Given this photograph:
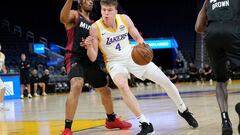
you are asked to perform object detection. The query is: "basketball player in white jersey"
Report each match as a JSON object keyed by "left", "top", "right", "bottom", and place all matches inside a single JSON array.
[
  {"left": 0, "top": 44, "right": 9, "bottom": 111},
  {"left": 84, "top": 0, "right": 198, "bottom": 134}
]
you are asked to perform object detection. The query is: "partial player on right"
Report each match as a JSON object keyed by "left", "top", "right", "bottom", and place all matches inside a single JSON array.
[
  {"left": 84, "top": 0, "right": 198, "bottom": 134},
  {"left": 236, "top": 103, "right": 240, "bottom": 134},
  {"left": 195, "top": 0, "right": 240, "bottom": 134}
]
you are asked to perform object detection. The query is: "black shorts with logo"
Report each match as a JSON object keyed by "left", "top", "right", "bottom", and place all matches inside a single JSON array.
[
  {"left": 204, "top": 21, "right": 240, "bottom": 82},
  {"left": 65, "top": 54, "right": 107, "bottom": 88}
]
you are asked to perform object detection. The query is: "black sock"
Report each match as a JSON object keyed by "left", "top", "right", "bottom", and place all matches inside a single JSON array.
[
  {"left": 221, "top": 112, "right": 230, "bottom": 122},
  {"left": 107, "top": 113, "right": 116, "bottom": 122},
  {"left": 65, "top": 119, "right": 73, "bottom": 129}
]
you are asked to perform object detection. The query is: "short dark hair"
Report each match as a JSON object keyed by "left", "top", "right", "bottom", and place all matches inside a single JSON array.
[{"left": 100, "top": 0, "right": 118, "bottom": 8}]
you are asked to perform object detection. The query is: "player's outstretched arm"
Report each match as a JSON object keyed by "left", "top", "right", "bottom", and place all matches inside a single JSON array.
[
  {"left": 84, "top": 24, "right": 99, "bottom": 62},
  {"left": 60, "top": 0, "right": 77, "bottom": 28},
  {"left": 195, "top": 0, "right": 208, "bottom": 33},
  {"left": 122, "top": 14, "right": 144, "bottom": 44}
]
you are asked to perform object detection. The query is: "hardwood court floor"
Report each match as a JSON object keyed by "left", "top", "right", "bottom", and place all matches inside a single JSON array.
[{"left": 0, "top": 80, "right": 240, "bottom": 135}]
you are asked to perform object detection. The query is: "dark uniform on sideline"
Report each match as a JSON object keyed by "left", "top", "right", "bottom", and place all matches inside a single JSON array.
[
  {"left": 204, "top": 0, "right": 240, "bottom": 82},
  {"left": 64, "top": 13, "right": 107, "bottom": 88},
  {"left": 19, "top": 60, "right": 30, "bottom": 85}
]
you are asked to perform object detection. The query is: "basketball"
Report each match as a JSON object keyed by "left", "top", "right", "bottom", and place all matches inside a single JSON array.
[{"left": 131, "top": 43, "right": 153, "bottom": 65}]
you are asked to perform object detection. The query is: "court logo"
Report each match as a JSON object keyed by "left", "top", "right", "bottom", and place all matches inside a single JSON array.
[{"left": 4, "top": 81, "right": 14, "bottom": 96}]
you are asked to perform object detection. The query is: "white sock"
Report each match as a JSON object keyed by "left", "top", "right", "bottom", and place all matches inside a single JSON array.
[
  {"left": 143, "top": 65, "right": 187, "bottom": 113},
  {"left": 137, "top": 114, "right": 149, "bottom": 124}
]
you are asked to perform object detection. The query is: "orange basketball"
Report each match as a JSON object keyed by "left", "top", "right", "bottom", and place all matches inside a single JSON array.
[{"left": 131, "top": 43, "right": 153, "bottom": 65}]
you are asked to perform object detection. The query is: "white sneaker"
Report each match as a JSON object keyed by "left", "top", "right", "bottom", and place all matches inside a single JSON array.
[
  {"left": 20, "top": 94, "right": 24, "bottom": 99},
  {"left": 228, "top": 78, "right": 232, "bottom": 84},
  {"left": 42, "top": 92, "right": 47, "bottom": 96},
  {"left": 0, "top": 107, "right": 9, "bottom": 111},
  {"left": 209, "top": 79, "right": 213, "bottom": 85},
  {"left": 28, "top": 94, "right": 32, "bottom": 98},
  {"left": 34, "top": 93, "right": 39, "bottom": 97}
]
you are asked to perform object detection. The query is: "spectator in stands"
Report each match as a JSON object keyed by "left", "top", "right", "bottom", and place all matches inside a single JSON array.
[
  {"left": 40, "top": 69, "right": 50, "bottom": 93},
  {"left": 169, "top": 70, "right": 178, "bottom": 83},
  {"left": 203, "top": 64, "right": 213, "bottom": 85},
  {"left": 176, "top": 58, "right": 184, "bottom": 69},
  {"left": 30, "top": 69, "right": 47, "bottom": 96},
  {"left": 19, "top": 53, "right": 32, "bottom": 99},
  {"left": 60, "top": 66, "right": 67, "bottom": 76},
  {"left": 226, "top": 60, "right": 233, "bottom": 83},
  {"left": 188, "top": 63, "right": 200, "bottom": 83},
  {"left": 0, "top": 44, "right": 9, "bottom": 111}
]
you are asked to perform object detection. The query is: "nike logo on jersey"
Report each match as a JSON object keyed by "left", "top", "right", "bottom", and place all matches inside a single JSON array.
[
  {"left": 211, "top": 0, "right": 230, "bottom": 10},
  {"left": 106, "top": 33, "right": 128, "bottom": 45},
  {"left": 79, "top": 22, "right": 91, "bottom": 30}
]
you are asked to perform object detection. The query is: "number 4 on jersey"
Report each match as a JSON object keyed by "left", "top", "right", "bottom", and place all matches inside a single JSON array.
[{"left": 115, "top": 43, "right": 121, "bottom": 51}]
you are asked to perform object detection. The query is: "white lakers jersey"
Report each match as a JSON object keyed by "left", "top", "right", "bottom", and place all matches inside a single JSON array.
[
  {"left": 95, "top": 14, "right": 132, "bottom": 63},
  {"left": 0, "top": 52, "right": 5, "bottom": 70}
]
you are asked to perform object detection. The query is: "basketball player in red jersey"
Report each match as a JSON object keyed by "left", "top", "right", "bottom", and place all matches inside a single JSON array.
[
  {"left": 84, "top": 0, "right": 198, "bottom": 134},
  {"left": 60, "top": 0, "right": 131, "bottom": 134}
]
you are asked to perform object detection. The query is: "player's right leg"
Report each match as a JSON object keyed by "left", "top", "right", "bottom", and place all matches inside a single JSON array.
[
  {"left": 107, "top": 63, "right": 154, "bottom": 135},
  {"left": 87, "top": 63, "right": 132, "bottom": 130},
  {"left": 113, "top": 73, "right": 154, "bottom": 135},
  {"left": 61, "top": 63, "right": 84, "bottom": 135}
]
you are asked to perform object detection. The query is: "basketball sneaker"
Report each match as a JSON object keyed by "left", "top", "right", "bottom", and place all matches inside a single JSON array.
[
  {"left": 235, "top": 102, "right": 240, "bottom": 134},
  {"left": 34, "top": 93, "right": 39, "bottom": 97},
  {"left": 20, "top": 94, "right": 24, "bottom": 99},
  {"left": 42, "top": 92, "right": 47, "bottom": 96},
  {"left": 137, "top": 122, "right": 155, "bottom": 135},
  {"left": 0, "top": 106, "right": 9, "bottom": 111},
  {"left": 61, "top": 128, "right": 72, "bottom": 135},
  {"left": 178, "top": 108, "right": 198, "bottom": 128},
  {"left": 28, "top": 94, "right": 32, "bottom": 98},
  {"left": 105, "top": 118, "right": 132, "bottom": 130},
  {"left": 222, "top": 120, "right": 232, "bottom": 135}
]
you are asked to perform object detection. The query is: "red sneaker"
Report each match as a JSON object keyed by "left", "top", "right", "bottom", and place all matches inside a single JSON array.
[
  {"left": 61, "top": 128, "right": 72, "bottom": 135},
  {"left": 105, "top": 118, "right": 132, "bottom": 130}
]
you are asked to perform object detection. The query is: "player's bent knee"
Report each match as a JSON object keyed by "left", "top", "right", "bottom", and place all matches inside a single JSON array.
[{"left": 97, "top": 87, "right": 111, "bottom": 97}]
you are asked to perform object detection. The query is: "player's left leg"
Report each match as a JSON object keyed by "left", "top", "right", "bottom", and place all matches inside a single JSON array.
[{"left": 140, "top": 62, "right": 198, "bottom": 128}]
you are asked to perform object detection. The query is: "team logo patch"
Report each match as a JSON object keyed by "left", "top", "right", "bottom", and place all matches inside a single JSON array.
[{"left": 120, "top": 25, "right": 125, "bottom": 31}]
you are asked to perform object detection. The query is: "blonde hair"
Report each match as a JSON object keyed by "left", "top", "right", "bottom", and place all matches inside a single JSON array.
[{"left": 100, "top": 0, "right": 118, "bottom": 8}]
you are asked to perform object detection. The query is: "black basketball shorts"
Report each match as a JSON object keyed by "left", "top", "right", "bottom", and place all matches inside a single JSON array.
[{"left": 204, "top": 21, "right": 240, "bottom": 82}]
